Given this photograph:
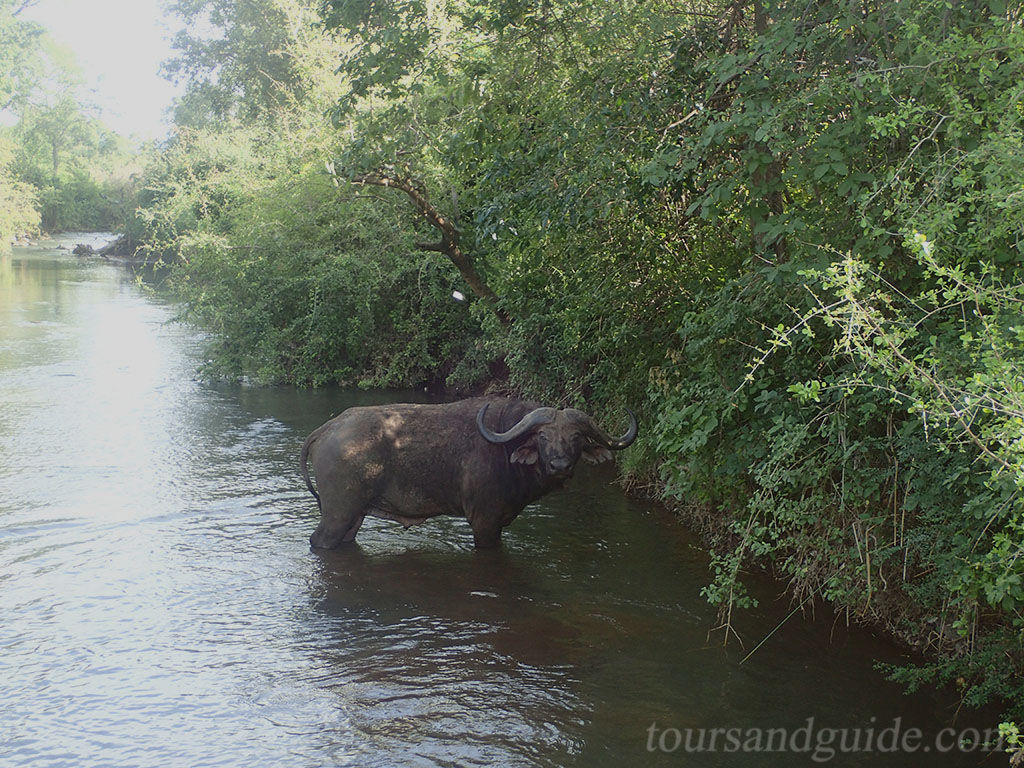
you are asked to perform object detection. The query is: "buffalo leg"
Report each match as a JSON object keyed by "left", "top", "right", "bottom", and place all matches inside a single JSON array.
[
  {"left": 310, "top": 474, "right": 369, "bottom": 549},
  {"left": 340, "top": 514, "right": 365, "bottom": 542},
  {"left": 469, "top": 518, "right": 502, "bottom": 549}
]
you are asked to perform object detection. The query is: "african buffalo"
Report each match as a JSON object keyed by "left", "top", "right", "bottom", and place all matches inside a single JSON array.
[{"left": 301, "top": 397, "right": 637, "bottom": 548}]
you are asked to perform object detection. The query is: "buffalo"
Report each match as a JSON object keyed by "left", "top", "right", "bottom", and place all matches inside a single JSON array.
[{"left": 301, "top": 397, "right": 637, "bottom": 548}]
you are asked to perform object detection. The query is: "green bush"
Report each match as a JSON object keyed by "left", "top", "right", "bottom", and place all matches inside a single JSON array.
[
  {"left": 135, "top": 118, "right": 487, "bottom": 389},
  {"left": 0, "top": 135, "right": 39, "bottom": 245}
]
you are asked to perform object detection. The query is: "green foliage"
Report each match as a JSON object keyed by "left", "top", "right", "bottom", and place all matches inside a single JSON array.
[
  {"left": 630, "top": 0, "right": 1024, "bottom": 720},
  {"left": 319, "top": 0, "right": 432, "bottom": 109},
  {"left": 164, "top": 0, "right": 335, "bottom": 127},
  {"left": 789, "top": 239, "right": 1024, "bottom": 707},
  {"left": 11, "top": 99, "right": 139, "bottom": 233},
  {"left": 0, "top": 132, "right": 39, "bottom": 246},
  {"left": 0, "top": 0, "right": 44, "bottom": 112},
  {"left": 131, "top": 1, "right": 488, "bottom": 388},
  {"left": 1, "top": 13, "right": 139, "bottom": 234},
  {"left": 636, "top": 0, "right": 1024, "bottom": 718},
  {"left": 1000, "top": 721, "right": 1023, "bottom": 762},
  {"left": 135, "top": 110, "right": 487, "bottom": 388},
  {"left": 178, "top": 232, "right": 484, "bottom": 388},
  {"left": 130, "top": 0, "right": 1024, "bottom": 723},
  {"left": 322, "top": 0, "right": 708, "bottom": 413}
]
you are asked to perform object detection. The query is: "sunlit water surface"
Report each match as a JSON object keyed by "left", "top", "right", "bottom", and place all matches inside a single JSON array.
[{"left": 0, "top": 237, "right": 994, "bottom": 767}]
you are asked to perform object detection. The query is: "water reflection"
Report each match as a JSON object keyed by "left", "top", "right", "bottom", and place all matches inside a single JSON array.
[
  {"left": 0, "top": 238, "right": 997, "bottom": 768},
  {"left": 306, "top": 548, "right": 587, "bottom": 766}
]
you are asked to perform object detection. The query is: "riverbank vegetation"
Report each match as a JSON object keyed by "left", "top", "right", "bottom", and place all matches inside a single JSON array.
[
  {"left": 16, "top": 0, "right": 1024, "bottom": 739},
  {"left": 0, "top": 0, "right": 139, "bottom": 244}
]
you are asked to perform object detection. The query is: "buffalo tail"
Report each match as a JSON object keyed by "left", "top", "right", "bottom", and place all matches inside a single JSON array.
[{"left": 300, "top": 428, "right": 322, "bottom": 509}]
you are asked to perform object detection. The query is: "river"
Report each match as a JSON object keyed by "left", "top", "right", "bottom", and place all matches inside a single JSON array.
[{"left": 0, "top": 235, "right": 997, "bottom": 767}]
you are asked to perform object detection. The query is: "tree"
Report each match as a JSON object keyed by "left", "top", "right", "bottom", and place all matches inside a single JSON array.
[
  {"left": 0, "top": 0, "right": 44, "bottom": 111},
  {"left": 320, "top": 0, "right": 693, "bottom": 355},
  {"left": 17, "top": 86, "right": 94, "bottom": 179},
  {"left": 162, "top": 0, "right": 327, "bottom": 126},
  {"left": 7, "top": 41, "right": 135, "bottom": 233}
]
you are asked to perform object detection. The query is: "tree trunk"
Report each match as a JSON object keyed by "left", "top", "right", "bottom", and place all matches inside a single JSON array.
[{"left": 749, "top": 0, "right": 786, "bottom": 262}]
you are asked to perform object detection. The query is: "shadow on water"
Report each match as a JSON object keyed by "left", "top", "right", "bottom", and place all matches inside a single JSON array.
[
  {"left": 312, "top": 545, "right": 593, "bottom": 664},
  {"left": 304, "top": 543, "right": 612, "bottom": 767}
]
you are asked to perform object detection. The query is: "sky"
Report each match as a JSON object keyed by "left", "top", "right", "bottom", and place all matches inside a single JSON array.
[{"left": 21, "top": 0, "right": 184, "bottom": 140}]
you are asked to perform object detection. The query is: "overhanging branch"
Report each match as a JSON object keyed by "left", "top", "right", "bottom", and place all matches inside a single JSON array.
[
  {"left": 12, "top": 0, "right": 39, "bottom": 16},
  {"left": 351, "top": 171, "right": 511, "bottom": 326}
]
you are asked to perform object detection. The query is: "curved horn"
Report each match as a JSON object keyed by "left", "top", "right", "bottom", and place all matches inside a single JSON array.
[
  {"left": 567, "top": 407, "right": 638, "bottom": 450},
  {"left": 477, "top": 403, "right": 557, "bottom": 444}
]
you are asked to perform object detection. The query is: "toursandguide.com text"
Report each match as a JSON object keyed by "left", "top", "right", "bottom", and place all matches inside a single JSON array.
[{"left": 645, "top": 718, "right": 1003, "bottom": 762}]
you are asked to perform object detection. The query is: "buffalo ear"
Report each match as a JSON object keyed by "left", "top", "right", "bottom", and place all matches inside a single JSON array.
[
  {"left": 582, "top": 444, "right": 613, "bottom": 464},
  {"left": 510, "top": 444, "right": 539, "bottom": 465}
]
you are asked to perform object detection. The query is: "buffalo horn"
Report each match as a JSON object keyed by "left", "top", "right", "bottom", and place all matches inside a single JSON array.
[
  {"left": 477, "top": 404, "right": 557, "bottom": 444},
  {"left": 567, "top": 408, "right": 638, "bottom": 450}
]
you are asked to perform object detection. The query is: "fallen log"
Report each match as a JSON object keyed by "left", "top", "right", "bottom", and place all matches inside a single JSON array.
[{"left": 97, "top": 233, "right": 136, "bottom": 258}]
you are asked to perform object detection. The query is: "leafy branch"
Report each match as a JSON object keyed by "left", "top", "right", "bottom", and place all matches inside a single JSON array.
[{"left": 335, "top": 165, "right": 511, "bottom": 326}]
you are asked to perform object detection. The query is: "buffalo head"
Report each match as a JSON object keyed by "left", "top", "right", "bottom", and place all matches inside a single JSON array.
[{"left": 476, "top": 404, "right": 638, "bottom": 480}]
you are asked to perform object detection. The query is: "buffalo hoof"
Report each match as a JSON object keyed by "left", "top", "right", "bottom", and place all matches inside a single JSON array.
[
  {"left": 310, "top": 518, "right": 363, "bottom": 549},
  {"left": 472, "top": 532, "right": 502, "bottom": 549},
  {"left": 310, "top": 529, "right": 345, "bottom": 549}
]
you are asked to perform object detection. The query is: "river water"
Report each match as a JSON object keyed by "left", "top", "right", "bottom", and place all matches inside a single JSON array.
[{"left": 0, "top": 236, "right": 998, "bottom": 767}]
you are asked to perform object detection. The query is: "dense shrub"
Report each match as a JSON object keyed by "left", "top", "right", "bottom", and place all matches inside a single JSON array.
[
  {"left": 0, "top": 134, "right": 39, "bottom": 245},
  {"left": 136, "top": 119, "right": 488, "bottom": 389}
]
